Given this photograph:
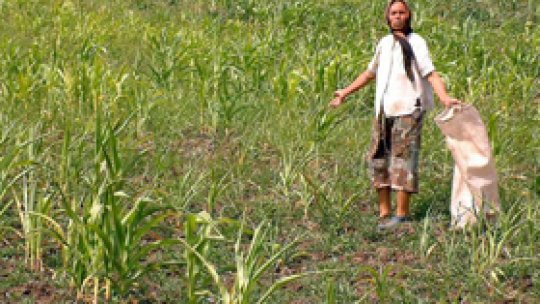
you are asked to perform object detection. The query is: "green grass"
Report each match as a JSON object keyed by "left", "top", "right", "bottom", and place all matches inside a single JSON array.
[{"left": 0, "top": 0, "right": 538, "bottom": 302}]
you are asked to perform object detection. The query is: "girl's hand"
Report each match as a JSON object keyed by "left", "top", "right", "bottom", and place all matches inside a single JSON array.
[
  {"left": 329, "top": 90, "right": 346, "bottom": 108},
  {"left": 441, "top": 96, "right": 461, "bottom": 108}
]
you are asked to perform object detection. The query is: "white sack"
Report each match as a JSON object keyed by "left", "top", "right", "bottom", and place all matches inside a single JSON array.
[{"left": 434, "top": 104, "right": 500, "bottom": 228}]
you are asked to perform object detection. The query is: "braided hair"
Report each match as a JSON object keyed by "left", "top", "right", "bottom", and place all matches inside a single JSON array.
[{"left": 385, "top": 0, "right": 415, "bottom": 83}]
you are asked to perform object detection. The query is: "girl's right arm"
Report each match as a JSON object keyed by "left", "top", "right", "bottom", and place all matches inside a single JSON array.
[{"left": 329, "top": 70, "right": 376, "bottom": 107}]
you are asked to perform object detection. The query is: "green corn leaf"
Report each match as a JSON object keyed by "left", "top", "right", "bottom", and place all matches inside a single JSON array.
[
  {"left": 251, "top": 234, "right": 302, "bottom": 285},
  {"left": 27, "top": 211, "right": 66, "bottom": 245},
  {"left": 177, "top": 237, "right": 229, "bottom": 300}
]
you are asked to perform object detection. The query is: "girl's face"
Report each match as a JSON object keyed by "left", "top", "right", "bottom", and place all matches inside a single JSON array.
[{"left": 388, "top": 2, "right": 410, "bottom": 31}]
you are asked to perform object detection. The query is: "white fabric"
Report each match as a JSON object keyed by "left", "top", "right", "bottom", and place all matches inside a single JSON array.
[
  {"left": 434, "top": 104, "right": 501, "bottom": 228},
  {"left": 368, "top": 33, "right": 435, "bottom": 117}
]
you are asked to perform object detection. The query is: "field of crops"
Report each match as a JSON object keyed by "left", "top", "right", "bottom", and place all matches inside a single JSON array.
[{"left": 0, "top": 0, "right": 538, "bottom": 302}]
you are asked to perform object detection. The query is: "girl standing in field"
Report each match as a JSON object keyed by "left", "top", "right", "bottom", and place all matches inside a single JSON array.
[{"left": 330, "top": 0, "right": 461, "bottom": 229}]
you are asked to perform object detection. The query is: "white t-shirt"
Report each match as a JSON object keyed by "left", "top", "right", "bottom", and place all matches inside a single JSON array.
[{"left": 367, "top": 33, "right": 435, "bottom": 117}]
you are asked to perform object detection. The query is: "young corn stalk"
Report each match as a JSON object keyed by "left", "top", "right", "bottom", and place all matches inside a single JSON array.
[
  {"left": 179, "top": 218, "right": 320, "bottom": 304},
  {"left": 0, "top": 121, "right": 26, "bottom": 247},
  {"left": 11, "top": 126, "right": 52, "bottom": 272},
  {"left": 277, "top": 147, "right": 314, "bottom": 200},
  {"left": 184, "top": 211, "right": 225, "bottom": 304},
  {"left": 206, "top": 170, "right": 230, "bottom": 212},
  {"left": 466, "top": 206, "right": 525, "bottom": 291},
  {"left": 418, "top": 213, "right": 437, "bottom": 261},
  {"left": 42, "top": 113, "right": 175, "bottom": 302},
  {"left": 300, "top": 172, "right": 357, "bottom": 230},
  {"left": 309, "top": 107, "right": 344, "bottom": 167},
  {"left": 357, "top": 265, "right": 395, "bottom": 303},
  {"left": 172, "top": 168, "right": 206, "bottom": 212},
  {"left": 325, "top": 278, "right": 336, "bottom": 304}
]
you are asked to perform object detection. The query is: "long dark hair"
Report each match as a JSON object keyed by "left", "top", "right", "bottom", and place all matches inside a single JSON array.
[{"left": 385, "top": 0, "right": 415, "bottom": 83}]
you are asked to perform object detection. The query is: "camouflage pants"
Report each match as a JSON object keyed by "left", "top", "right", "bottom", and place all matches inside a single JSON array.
[{"left": 367, "top": 109, "right": 424, "bottom": 193}]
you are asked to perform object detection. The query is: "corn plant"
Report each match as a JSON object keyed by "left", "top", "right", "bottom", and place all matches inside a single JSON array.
[
  {"left": 10, "top": 125, "right": 52, "bottom": 272},
  {"left": 145, "top": 28, "right": 188, "bottom": 92},
  {"left": 357, "top": 265, "right": 395, "bottom": 303},
  {"left": 40, "top": 114, "right": 175, "bottom": 302},
  {"left": 183, "top": 211, "right": 225, "bottom": 304},
  {"left": 179, "top": 218, "right": 317, "bottom": 304},
  {"left": 206, "top": 170, "right": 230, "bottom": 212},
  {"left": 325, "top": 278, "right": 336, "bottom": 304},
  {"left": 172, "top": 168, "right": 206, "bottom": 212},
  {"left": 203, "top": 58, "right": 251, "bottom": 134},
  {"left": 309, "top": 107, "right": 345, "bottom": 148},
  {"left": 277, "top": 147, "right": 314, "bottom": 200},
  {"left": 300, "top": 172, "right": 358, "bottom": 230},
  {"left": 0, "top": 120, "right": 26, "bottom": 245},
  {"left": 465, "top": 206, "right": 527, "bottom": 286},
  {"left": 418, "top": 212, "right": 437, "bottom": 261},
  {"left": 12, "top": 174, "right": 53, "bottom": 272}
]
